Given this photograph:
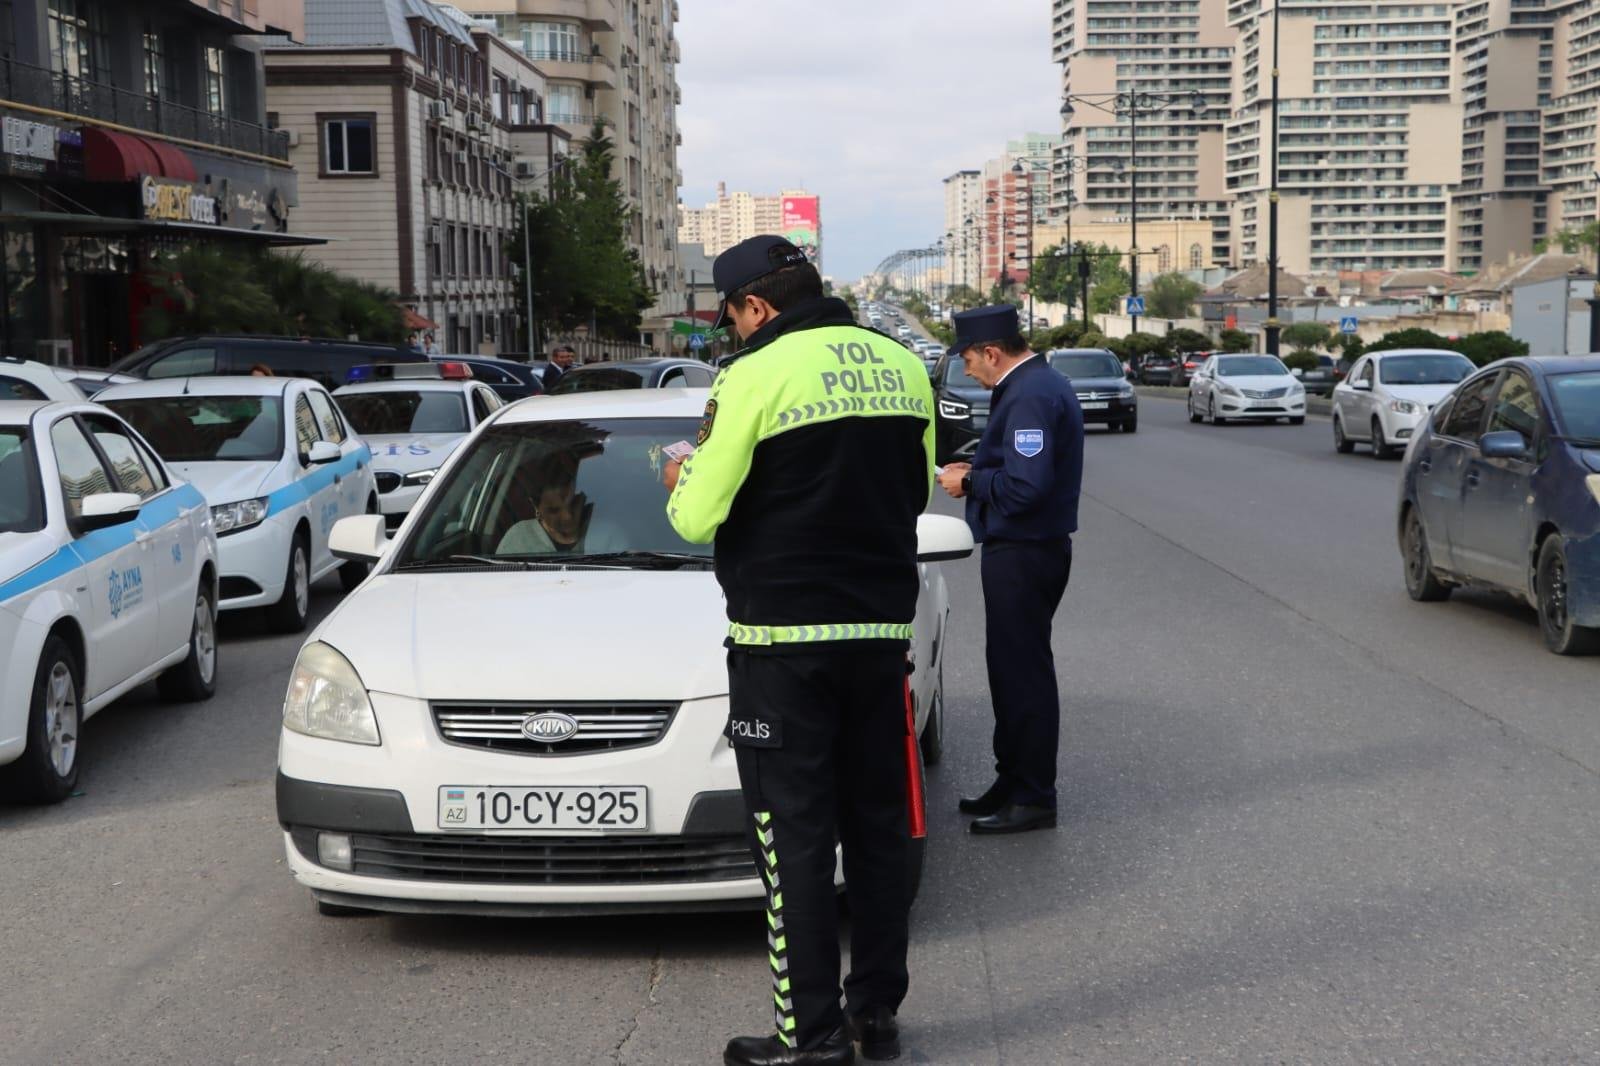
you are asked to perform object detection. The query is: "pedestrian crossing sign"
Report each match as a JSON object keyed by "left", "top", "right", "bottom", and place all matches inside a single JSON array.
[
  {"left": 1125, "top": 296, "right": 1145, "bottom": 316},
  {"left": 1340, "top": 316, "right": 1359, "bottom": 334}
]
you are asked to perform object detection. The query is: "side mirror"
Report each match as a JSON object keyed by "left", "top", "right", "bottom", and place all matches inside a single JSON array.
[
  {"left": 1479, "top": 430, "right": 1529, "bottom": 460},
  {"left": 78, "top": 491, "right": 143, "bottom": 532},
  {"left": 306, "top": 440, "right": 341, "bottom": 465},
  {"left": 1353, "top": 379, "right": 1372, "bottom": 392},
  {"left": 329, "top": 514, "right": 390, "bottom": 564},
  {"left": 917, "top": 513, "right": 974, "bottom": 562}
]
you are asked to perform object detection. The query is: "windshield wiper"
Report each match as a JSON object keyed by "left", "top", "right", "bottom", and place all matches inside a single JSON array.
[
  {"left": 396, "top": 554, "right": 533, "bottom": 571},
  {"left": 559, "top": 550, "right": 711, "bottom": 570}
]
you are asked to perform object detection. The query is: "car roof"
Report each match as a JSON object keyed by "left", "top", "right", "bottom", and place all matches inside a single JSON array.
[
  {"left": 334, "top": 379, "right": 481, "bottom": 395},
  {"left": 569, "top": 358, "right": 703, "bottom": 370},
  {"left": 1048, "top": 348, "right": 1117, "bottom": 356},
  {"left": 0, "top": 398, "right": 50, "bottom": 426},
  {"left": 496, "top": 388, "right": 711, "bottom": 425},
  {"left": 1506, "top": 355, "right": 1600, "bottom": 374},
  {"left": 1369, "top": 348, "right": 1468, "bottom": 358},
  {"left": 96, "top": 376, "right": 303, "bottom": 400}
]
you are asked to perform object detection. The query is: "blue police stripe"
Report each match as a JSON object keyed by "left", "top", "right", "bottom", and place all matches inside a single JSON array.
[
  {"left": 0, "top": 483, "right": 208, "bottom": 605},
  {"left": 264, "top": 446, "right": 371, "bottom": 517}
]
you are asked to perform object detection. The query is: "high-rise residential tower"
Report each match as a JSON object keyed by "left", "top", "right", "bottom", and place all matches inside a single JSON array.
[{"left": 1543, "top": 0, "right": 1600, "bottom": 245}]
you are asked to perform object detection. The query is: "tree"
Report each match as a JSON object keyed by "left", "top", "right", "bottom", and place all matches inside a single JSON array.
[
  {"left": 1028, "top": 245, "right": 1079, "bottom": 308},
  {"left": 1282, "top": 349, "right": 1322, "bottom": 373},
  {"left": 1082, "top": 243, "right": 1130, "bottom": 315},
  {"left": 1119, "top": 332, "right": 1172, "bottom": 363},
  {"left": 1146, "top": 272, "right": 1202, "bottom": 319},
  {"left": 1455, "top": 330, "right": 1529, "bottom": 367},
  {"left": 1218, "top": 327, "right": 1253, "bottom": 352},
  {"left": 1282, "top": 321, "right": 1333, "bottom": 350},
  {"left": 1364, "top": 327, "right": 1450, "bottom": 353},
  {"left": 1033, "top": 321, "right": 1086, "bottom": 351},
  {"left": 1330, "top": 333, "right": 1364, "bottom": 364},
  {"left": 1534, "top": 221, "right": 1599, "bottom": 257},
  {"left": 944, "top": 284, "right": 983, "bottom": 312},
  {"left": 1165, "top": 327, "right": 1211, "bottom": 353}
]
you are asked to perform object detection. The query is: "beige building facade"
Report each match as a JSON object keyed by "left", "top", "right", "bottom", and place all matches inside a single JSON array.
[
  {"left": 1035, "top": 218, "right": 1217, "bottom": 272},
  {"left": 942, "top": 170, "right": 983, "bottom": 292},
  {"left": 1544, "top": 0, "right": 1600, "bottom": 243}
]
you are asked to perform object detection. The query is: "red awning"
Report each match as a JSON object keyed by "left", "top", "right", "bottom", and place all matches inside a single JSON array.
[
  {"left": 82, "top": 128, "right": 198, "bottom": 183},
  {"left": 401, "top": 307, "right": 439, "bottom": 331}
]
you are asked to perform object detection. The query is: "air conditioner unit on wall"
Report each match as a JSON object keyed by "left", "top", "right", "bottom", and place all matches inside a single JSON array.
[
  {"left": 455, "top": 150, "right": 468, "bottom": 165},
  {"left": 283, "top": 129, "right": 300, "bottom": 148},
  {"left": 428, "top": 224, "right": 442, "bottom": 244},
  {"left": 429, "top": 100, "right": 450, "bottom": 120},
  {"left": 514, "top": 161, "right": 535, "bottom": 179},
  {"left": 466, "top": 113, "right": 483, "bottom": 131}
]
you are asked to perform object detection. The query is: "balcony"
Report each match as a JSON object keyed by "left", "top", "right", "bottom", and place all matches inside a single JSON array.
[
  {"left": 525, "top": 50, "right": 617, "bottom": 90},
  {"left": 0, "top": 57, "right": 288, "bottom": 163},
  {"left": 529, "top": 0, "right": 617, "bottom": 30}
]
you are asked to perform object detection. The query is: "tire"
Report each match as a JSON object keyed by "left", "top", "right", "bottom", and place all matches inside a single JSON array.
[
  {"left": 158, "top": 581, "right": 218, "bottom": 702},
  {"left": 1402, "top": 507, "right": 1452, "bottom": 603},
  {"left": 1188, "top": 398, "right": 1202, "bottom": 424},
  {"left": 267, "top": 532, "right": 311, "bottom": 633},
  {"left": 1288, "top": 416, "right": 1305, "bottom": 426},
  {"left": 1210, "top": 396, "right": 1227, "bottom": 425},
  {"left": 919, "top": 657, "right": 944, "bottom": 767},
  {"left": 316, "top": 898, "right": 376, "bottom": 918},
  {"left": 1, "top": 636, "right": 81, "bottom": 804},
  {"left": 1371, "top": 418, "right": 1395, "bottom": 460},
  {"left": 1334, "top": 415, "right": 1354, "bottom": 454},
  {"left": 1122, "top": 417, "right": 1138, "bottom": 433},
  {"left": 1536, "top": 536, "right": 1600, "bottom": 655},
  {"left": 338, "top": 497, "right": 378, "bottom": 593}
]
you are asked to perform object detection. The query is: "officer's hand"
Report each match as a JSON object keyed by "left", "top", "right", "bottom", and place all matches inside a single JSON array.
[
  {"left": 938, "top": 463, "right": 970, "bottom": 499},
  {"left": 663, "top": 457, "right": 684, "bottom": 492}
]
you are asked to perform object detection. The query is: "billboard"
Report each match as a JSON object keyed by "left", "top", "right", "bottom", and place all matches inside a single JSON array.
[{"left": 781, "top": 195, "right": 821, "bottom": 265}]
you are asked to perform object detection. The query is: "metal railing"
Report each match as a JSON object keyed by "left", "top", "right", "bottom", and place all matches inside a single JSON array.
[
  {"left": 547, "top": 112, "right": 597, "bottom": 126},
  {"left": 0, "top": 56, "right": 290, "bottom": 163}
]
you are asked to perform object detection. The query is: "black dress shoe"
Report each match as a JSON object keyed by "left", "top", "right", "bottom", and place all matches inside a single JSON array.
[
  {"left": 969, "top": 803, "right": 1057, "bottom": 835},
  {"left": 724, "top": 1027, "right": 855, "bottom": 1066},
  {"left": 957, "top": 780, "right": 1009, "bottom": 816},
  {"left": 848, "top": 1005, "right": 900, "bottom": 1061}
]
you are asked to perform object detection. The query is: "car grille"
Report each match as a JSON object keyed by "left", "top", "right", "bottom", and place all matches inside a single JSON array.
[
  {"left": 346, "top": 831, "right": 755, "bottom": 884},
  {"left": 1076, "top": 390, "right": 1123, "bottom": 401},
  {"left": 1243, "top": 387, "right": 1289, "bottom": 399},
  {"left": 374, "top": 471, "right": 402, "bottom": 494},
  {"left": 431, "top": 702, "right": 677, "bottom": 756}
]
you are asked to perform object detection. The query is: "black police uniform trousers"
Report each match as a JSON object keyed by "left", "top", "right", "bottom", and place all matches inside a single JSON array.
[
  {"left": 980, "top": 537, "right": 1073, "bottom": 809},
  {"left": 727, "top": 646, "right": 911, "bottom": 1051}
]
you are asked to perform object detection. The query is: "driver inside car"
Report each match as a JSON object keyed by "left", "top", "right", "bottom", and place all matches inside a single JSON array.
[{"left": 495, "top": 450, "right": 628, "bottom": 555}]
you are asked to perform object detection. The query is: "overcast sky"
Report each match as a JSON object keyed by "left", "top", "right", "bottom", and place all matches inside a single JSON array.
[{"left": 675, "top": 2, "right": 1061, "bottom": 283}]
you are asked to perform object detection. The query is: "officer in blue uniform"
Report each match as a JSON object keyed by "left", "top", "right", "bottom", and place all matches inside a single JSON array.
[{"left": 937, "top": 305, "right": 1084, "bottom": 834}]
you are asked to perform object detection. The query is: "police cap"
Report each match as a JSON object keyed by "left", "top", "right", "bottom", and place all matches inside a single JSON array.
[
  {"left": 712, "top": 235, "right": 810, "bottom": 330},
  {"left": 948, "top": 304, "right": 1022, "bottom": 358}
]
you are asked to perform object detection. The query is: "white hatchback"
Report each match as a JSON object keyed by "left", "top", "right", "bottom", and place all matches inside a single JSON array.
[
  {"left": 1188, "top": 353, "right": 1308, "bottom": 424},
  {"left": 1331, "top": 348, "right": 1475, "bottom": 459},
  {"left": 1, "top": 400, "right": 218, "bottom": 803},
  {"left": 98, "top": 377, "right": 377, "bottom": 632},
  {"left": 275, "top": 389, "right": 970, "bottom": 917}
]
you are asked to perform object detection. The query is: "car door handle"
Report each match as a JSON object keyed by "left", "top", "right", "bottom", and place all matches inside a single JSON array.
[
  {"left": 134, "top": 529, "right": 154, "bottom": 546},
  {"left": 1418, "top": 458, "right": 1432, "bottom": 474},
  {"left": 1465, "top": 470, "right": 1481, "bottom": 488}
]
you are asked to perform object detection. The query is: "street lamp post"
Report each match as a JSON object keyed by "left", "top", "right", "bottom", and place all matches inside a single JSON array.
[
  {"left": 1265, "top": 0, "right": 1283, "bottom": 358},
  {"left": 1589, "top": 169, "right": 1600, "bottom": 354},
  {"left": 505, "top": 155, "right": 572, "bottom": 357}
]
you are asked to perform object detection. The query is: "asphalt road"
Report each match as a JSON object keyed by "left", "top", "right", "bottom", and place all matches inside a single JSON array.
[{"left": 4, "top": 395, "right": 1598, "bottom": 1064}]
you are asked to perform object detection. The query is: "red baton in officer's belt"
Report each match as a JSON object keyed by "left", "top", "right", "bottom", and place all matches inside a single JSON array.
[{"left": 903, "top": 675, "right": 926, "bottom": 839}]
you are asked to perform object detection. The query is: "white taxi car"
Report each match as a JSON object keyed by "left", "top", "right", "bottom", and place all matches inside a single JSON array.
[
  {"left": 1331, "top": 348, "right": 1475, "bottom": 459},
  {"left": 1, "top": 400, "right": 218, "bottom": 803},
  {"left": 0, "top": 357, "right": 87, "bottom": 403},
  {"left": 97, "top": 377, "right": 376, "bottom": 633},
  {"left": 333, "top": 362, "right": 503, "bottom": 531},
  {"left": 275, "top": 390, "right": 971, "bottom": 916},
  {"left": 1187, "top": 353, "right": 1308, "bottom": 425}
]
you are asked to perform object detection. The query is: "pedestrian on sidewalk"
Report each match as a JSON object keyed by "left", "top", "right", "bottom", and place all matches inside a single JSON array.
[{"left": 938, "top": 304, "right": 1084, "bottom": 834}]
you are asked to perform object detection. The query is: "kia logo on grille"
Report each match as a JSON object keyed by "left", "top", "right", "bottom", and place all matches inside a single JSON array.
[{"left": 521, "top": 712, "right": 580, "bottom": 742}]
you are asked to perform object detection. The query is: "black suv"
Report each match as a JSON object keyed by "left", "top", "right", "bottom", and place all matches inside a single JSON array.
[
  {"left": 930, "top": 354, "right": 990, "bottom": 463},
  {"left": 110, "top": 336, "right": 426, "bottom": 391}
]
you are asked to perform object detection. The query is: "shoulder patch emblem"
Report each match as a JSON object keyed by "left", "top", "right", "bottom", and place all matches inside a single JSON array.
[
  {"left": 696, "top": 398, "right": 718, "bottom": 446},
  {"left": 1014, "top": 429, "right": 1044, "bottom": 458}
]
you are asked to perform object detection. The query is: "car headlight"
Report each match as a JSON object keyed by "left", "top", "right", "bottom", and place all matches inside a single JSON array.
[
  {"left": 1218, "top": 382, "right": 1242, "bottom": 396},
  {"left": 402, "top": 468, "right": 438, "bottom": 487},
  {"left": 1118, "top": 384, "right": 1135, "bottom": 399},
  {"left": 211, "top": 497, "right": 268, "bottom": 535},
  {"left": 283, "top": 642, "right": 381, "bottom": 745},
  {"left": 938, "top": 398, "right": 971, "bottom": 419},
  {"left": 1388, "top": 399, "right": 1420, "bottom": 415}
]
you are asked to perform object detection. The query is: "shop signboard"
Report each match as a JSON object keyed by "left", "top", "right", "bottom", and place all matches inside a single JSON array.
[{"left": 0, "top": 115, "right": 80, "bottom": 178}]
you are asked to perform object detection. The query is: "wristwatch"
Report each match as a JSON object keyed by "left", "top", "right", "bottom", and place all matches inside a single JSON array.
[{"left": 960, "top": 472, "right": 972, "bottom": 495}]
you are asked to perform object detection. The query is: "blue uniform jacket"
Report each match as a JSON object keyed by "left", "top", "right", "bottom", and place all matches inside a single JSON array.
[{"left": 964, "top": 355, "right": 1085, "bottom": 543}]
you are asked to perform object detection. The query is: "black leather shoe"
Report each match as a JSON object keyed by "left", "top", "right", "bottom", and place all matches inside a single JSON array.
[
  {"left": 957, "top": 780, "right": 1009, "bottom": 816},
  {"left": 969, "top": 803, "right": 1056, "bottom": 835},
  {"left": 724, "top": 1027, "right": 855, "bottom": 1066},
  {"left": 848, "top": 1005, "right": 901, "bottom": 1061}
]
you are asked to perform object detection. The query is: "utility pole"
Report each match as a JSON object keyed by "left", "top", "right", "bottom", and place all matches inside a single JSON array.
[{"left": 1265, "top": 0, "right": 1283, "bottom": 358}]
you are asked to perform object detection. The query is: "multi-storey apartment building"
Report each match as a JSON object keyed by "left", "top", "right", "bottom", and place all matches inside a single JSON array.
[
  {"left": 458, "top": 0, "right": 682, "bottom": 343},
  {"left": 1544, "top": 0, "right": 1600, "bottom": 242},
  {"left": 1051, "top": 0, "right": 1234, "bottom": 265},
  {"left": 0, "top": 0, "right": 305, "bottom": 364},
  {"left": 266, "top": 0, "right": 550, "bottom": 354},
  {"left": 677, "top": 183, "right": 822, "bottom": 265},
  {"left": 942, "top": 169, "right": 983, "bottom": 292}
]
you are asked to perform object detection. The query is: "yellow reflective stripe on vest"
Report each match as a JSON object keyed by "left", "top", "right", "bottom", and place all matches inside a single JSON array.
[{"left": 729, "top": 622, "right": 915, "bottom": 646}]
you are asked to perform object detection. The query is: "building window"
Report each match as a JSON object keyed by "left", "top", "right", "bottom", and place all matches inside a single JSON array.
[
  {"left": 547, "top": 84, "right": 583, "bottom": 123},
  {"left": 426, "top": 127, "right": 439, "bottom": 182},
  {"left": 1189, "top": 242, "right": 1203, "bottom": 269},
  {"left": 525, "top": 21, "right": 580, "bottom": 60},
  {"left": 321, "top": 116, "right": 376, "bottom": 176},
  {"left": 48, "top": 0, "right": 109, "bottom": 83},
  {"left": 445, "top": 224, "right": 457, "bottom": 276},
  {"left": 142, "top": 23, "right": 163, "bottom": 98},
  {"left": 1156, "top": 245, "right": 1172, "bottom": 272},
  {"left": 203, "top": 45, "right": 226, "bottom": 115}
]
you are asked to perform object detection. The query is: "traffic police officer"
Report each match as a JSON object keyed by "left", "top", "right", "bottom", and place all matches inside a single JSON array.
[
  {"left": 937, "top": 305, "right": 1084, "bottom": 834},
  {"left": 664, "top": 235, "right": 936, "bottom": 1066}
]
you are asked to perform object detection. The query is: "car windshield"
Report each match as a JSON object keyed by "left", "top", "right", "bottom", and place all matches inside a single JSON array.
[
  {"left": 1549, "top": 371, "right": 1600, "bottom": 442},
  {"left": 0, "top": 429, "right": 44, "bottom": 533},
  {"left": 1379, "top": 354, "right": 1473, "bottom": 385},
  {"left": 339, "top": 391, "right": 468, "bottom": 435},
  {"left": 104, "top": 396, "right": 284, "bottom": 462},
  {"left": 397, "top": 417, "right": 712, "bottom": 567},
  {"left": 1217, "top": 356, "right": 1290, "bottom": 377},
  {"left": 1049, "top": 353, "right": 1122, "bottom": 379},
  {"left": 943, "top": 361, "right": 981, "bottom": 388},
  {"left": 550, "top": 368, "right": 648, "bottom": 394}
]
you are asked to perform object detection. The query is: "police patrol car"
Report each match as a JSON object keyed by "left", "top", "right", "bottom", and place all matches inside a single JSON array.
[
  {"left": 1, "top": 358, "right": 88, "bottom": 403},
  {"left": 97, "top": 376, "right": 376, "bottom": 633},
  {"left": 275, "top": 390, "right": 972, "bottom": 916},
  {"left": 333, "top": 362, "right": 503, "bottom": 531},
  {"left": 0, "top": 399, "right": 218, "bottom": 803}
]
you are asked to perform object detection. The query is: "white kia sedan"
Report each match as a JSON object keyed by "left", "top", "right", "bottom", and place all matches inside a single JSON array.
[
  {"left": 1187, "top": 353, "right": 1307, "bottom": 425},
  {"left": 275, "top": 390, "right": 969, "bottom": 917},
  {"left": 98, "top": 377, "right": 377, "bottom": 632},
  {"left": 1331, "top": 348, "right": 1475, "bottom": 459},
  {"left": 1, "top": 400, "right": 218, "bottom": 803}
]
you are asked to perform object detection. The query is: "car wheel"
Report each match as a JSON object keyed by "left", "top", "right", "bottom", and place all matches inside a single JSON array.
[
  {"left": 1210, "top": 396, "right": 1227, "bottom": 425},
  {"left": 1403, "top": 507, "right": 1452, "bottom": 603},
  {"left": 1188, "top": 396, "right": 1202, "bottom": 424},
  {"left": 339, "top": 496, "right": 378, "bottom": 592},
  {"left": 1536, "top": 536, "right": 1600, "bottom": 655},
  {"left": 1334, "top": 415, "right": 1354, "bottom": 454},
  {"left": 1, "top": 636, "right": 81, "bottom": 804},
  {"left": 919, "top": 657, "right": 944, "bottom": 767},
  {"left": 158, "top": 581, "right": 218, "bottom": 702},
  {"left": 1121, "top": 417, "right": 1138, "bottom": 433},
  {"left": 267, "top": 532, "right": 311, "bottom": 634},
  {"left": 1371, "top": 418, "right": 1395, "bottom": 460}
]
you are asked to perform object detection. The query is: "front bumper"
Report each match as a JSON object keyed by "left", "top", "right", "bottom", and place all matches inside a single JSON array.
[
  {"left": 1217, "top": 394, "right": 1307, "bottom": 419},
  {"left": 1378, "top": 407, "right": 1427, "bottom": 444},
  {"left": 937, "top": 413, "right": 987, "bottom": 461},
  {"left": 215, "top": 513, "right": 294, "bottom": 611},
  {"left": 1074, "top": 395, "right": 1137, "bottom": 424}
]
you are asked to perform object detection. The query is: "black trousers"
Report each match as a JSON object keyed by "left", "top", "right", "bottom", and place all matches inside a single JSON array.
[
  {"left": 727, "top": 647, "right": 911, "bottom": 1051},
  {"left": 980, "top": 538, "right": 1072, "bottom": 808}
]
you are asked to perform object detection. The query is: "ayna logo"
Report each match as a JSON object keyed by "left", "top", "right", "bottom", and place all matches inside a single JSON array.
[{"left": 107, "top": 566, "right": 144, "bottom": 620}]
